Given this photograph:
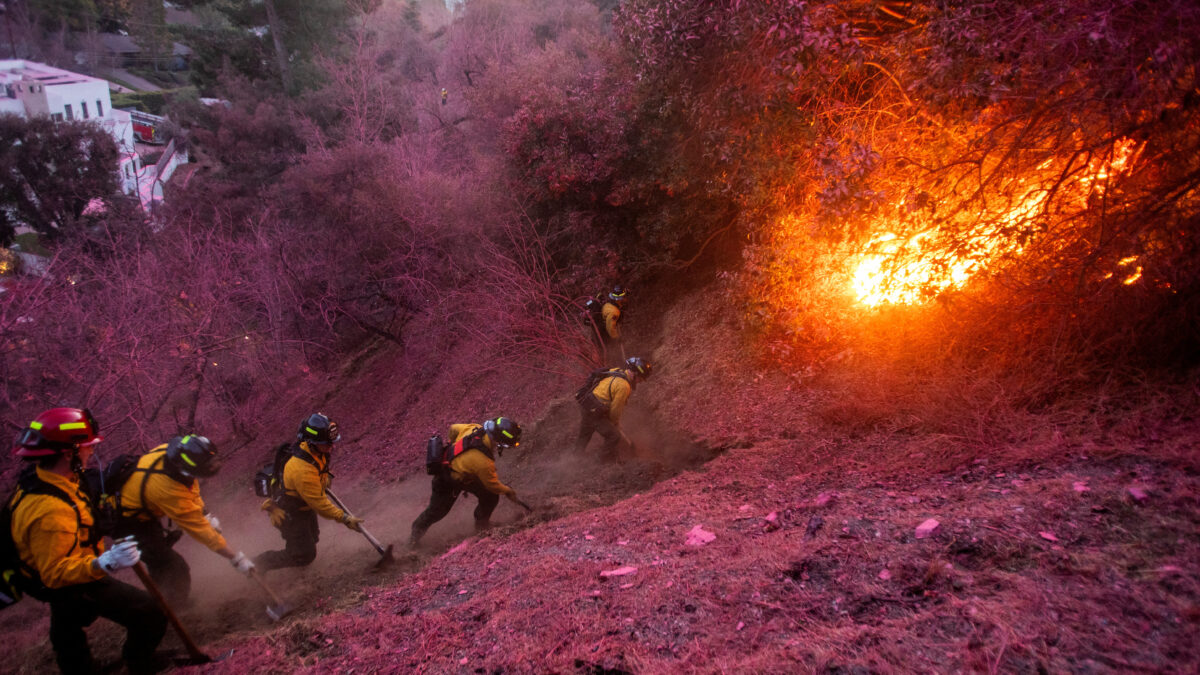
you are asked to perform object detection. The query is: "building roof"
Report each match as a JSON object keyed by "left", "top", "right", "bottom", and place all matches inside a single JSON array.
[
  {"left": 0, "top": 59, "right": 101, "bottom": 87},
  {"left": 99, "top": 33, "right": 142, "bottom": 55}
]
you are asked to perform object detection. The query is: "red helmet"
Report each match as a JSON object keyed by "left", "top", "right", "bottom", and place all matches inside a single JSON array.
[{"left": 12, "top": 408, "right": 102, "bottom": 458}]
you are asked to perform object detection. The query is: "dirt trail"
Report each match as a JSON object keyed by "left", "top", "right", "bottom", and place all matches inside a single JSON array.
[
  {"left": 188, "top": 434, "right": 1200, "bottom": 673},
  {"left": 4, "top": 289, "right": 1196, "bottom": 672},
  {"left": 0, "top": 396, "right": 720, "bottom": 673}
]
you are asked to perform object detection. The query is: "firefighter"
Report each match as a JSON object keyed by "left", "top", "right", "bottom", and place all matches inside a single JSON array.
[
  {"left": 574, "top": 356, "right": 652, "bottom": 460},
  {"left": 593, "top": 285, "right": 628, "bottom": 365},
  {"left": 114, "top": 434, "right": 255, "bottom": 604},
  {"left": 9, "top": 408, "right": 167, "bottom": 674},
  {"left": 410, "top": 417, "right": 525, "bottom": 547},
  {"left": 254, "top": 413, "right": 363, "bottom": 572}
]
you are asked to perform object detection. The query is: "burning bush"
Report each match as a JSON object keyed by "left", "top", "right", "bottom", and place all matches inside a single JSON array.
[{"left": 592, "top": 0, "right": 1200, "bottom": 373}]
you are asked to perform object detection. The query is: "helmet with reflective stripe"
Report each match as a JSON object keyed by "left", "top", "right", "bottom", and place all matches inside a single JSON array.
[
  {"left": 482, "top": 417, "right": 521, "bottom": 449},
  {"left": 13, "top": 407, "right": 102, "bottom": 458},
  {"left": 608, "top": 285, "right": 628, "bottom": 305},
  {"left": 298, "top": 412, "right": 341, "bottom": 445},
  {"left": 165, "top": 434, "right": 220, "bottom": 478},
  {"left": 625, "top": 356, "right": 652, "bottom": 380}
]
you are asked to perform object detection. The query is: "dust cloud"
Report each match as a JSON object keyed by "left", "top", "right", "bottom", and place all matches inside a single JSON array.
[{"left": 2, "top": 393, "right": 721, "bottom": 665}]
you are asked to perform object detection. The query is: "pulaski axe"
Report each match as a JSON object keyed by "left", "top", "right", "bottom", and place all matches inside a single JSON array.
[{"left": 326, "top": 489, "right": 395, "bottom": 568}]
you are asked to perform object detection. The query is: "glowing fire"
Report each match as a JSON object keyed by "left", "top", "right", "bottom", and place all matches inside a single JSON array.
[
  {"left": 850, "top": 138, "right": 1142, "bottom": 306},
  {"left": 851, "top": 228, "right": 1019, "bottom": 307}
]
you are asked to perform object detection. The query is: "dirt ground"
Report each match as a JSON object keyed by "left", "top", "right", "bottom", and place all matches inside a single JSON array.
[{"left": 2, "top": 285, "right": 1197, "bottom": 673}]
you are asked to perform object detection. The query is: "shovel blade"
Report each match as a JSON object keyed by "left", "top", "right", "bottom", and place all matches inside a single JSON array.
[
  {"left": 266, "top": 602, "right": 294, "bottom": 622},
  {"left": 372, "top": 544, "right": 395, "bottom": 570}
]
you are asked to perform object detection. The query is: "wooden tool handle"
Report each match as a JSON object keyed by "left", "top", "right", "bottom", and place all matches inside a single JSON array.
[
  {"left": 249, "top": 569, "right": 284, "bottom": 605},
  {"left": 132, "top": 561, "right": 208, "bottom": 661},
  {"left": 327, "top": 489, "right": 388, "bottom": 556}
]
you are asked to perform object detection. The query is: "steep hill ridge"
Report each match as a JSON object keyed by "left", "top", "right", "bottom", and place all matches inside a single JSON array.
[{"left": 2, "top": 286, "right": 1197, "bottom": 674}]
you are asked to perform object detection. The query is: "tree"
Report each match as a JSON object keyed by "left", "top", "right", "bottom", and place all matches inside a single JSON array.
[
  {"left": 179, "top": 0, "right": 370, "bottom": 93},
  {"left": 128, "top": 0, "right": 169, "bottom": 70},
  {"left": 26, "top": 0, "right": 97, "bottom": 31},
  {"left": 0, "top": 115, "right": 120, "bottom": 244}
]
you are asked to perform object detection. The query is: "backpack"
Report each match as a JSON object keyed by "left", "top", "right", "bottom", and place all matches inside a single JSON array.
[
  {"left": 583, "top": 297, "right": 604, "bottom": 327},
  {"left": 425, "top": 435, "right": 447, "bottom": 476},
  {"left": 80, "top": 453, "right": 144, "bottom": 537},
  {"left": 1, "top": 466, "right": 88, "bottom": 609},
  {"left": 254, "top": 442, "right": 320, "bottom": 505},
  {"left": 424, "top": 428, "right": 491, "bottom": 476},
  {"left": 574, "top": 368, "right": 629, "bottom": 415},
  {"left": 253, "top": 443, "right": 293, "bottom": 499}
]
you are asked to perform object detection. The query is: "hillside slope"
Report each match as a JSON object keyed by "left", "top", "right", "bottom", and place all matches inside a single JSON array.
[{"left": 2, "top": 286, "right": 1197, "bottom": 674}]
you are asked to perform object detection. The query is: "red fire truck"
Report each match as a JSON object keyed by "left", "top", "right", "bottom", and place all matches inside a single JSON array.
[{"left": 129, "top": 109, "right": 166, "bottom": 144}]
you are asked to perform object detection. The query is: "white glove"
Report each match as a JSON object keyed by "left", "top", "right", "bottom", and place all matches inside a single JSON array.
[
  {"left": 205, "top": 513, "right": 222, "bottom": 532},
  {"left": 231, "top": 551, "right": 255, "bottom": 576},
  {"left": 97, "top": 538, "right": 141, "bottom": 573}
]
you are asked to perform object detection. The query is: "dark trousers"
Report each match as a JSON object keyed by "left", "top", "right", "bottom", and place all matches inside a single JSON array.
[
  {"left": 410, "top": 474, "right": 500, "bottom": 544},
  {"left": 48, "top": 578, "right": 167, "bottom": 675},
  {"left": 254, "top": 508, "right": 319, "bottom": 572},
  {"left": 574, "top": 406, "right": 624, "bottom": 458},
  {"left": 114, "top": 519, "right": 189, "bottom": 604}
]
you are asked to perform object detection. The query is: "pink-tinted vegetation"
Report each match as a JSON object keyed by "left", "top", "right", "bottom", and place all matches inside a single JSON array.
[{"left": 2, "top": 0, "right": 1199, "bottom": 672}]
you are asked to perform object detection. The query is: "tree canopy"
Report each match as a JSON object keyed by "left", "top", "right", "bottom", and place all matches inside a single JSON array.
[{"left": 0, "top": 115, "right": 121, "bottom": 245}]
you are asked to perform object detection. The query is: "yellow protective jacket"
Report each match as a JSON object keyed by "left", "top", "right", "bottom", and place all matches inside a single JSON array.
[
  {"left": 602, "top": 302, "right": 622, "bottom": 341},
  {"left": 118, "top": 447, "right": 228, "bottom": 553},
  {"left": 10, "top": 467, "right": 106, "bottom": 589},
  {"left": 447, "top": 424, "right": 514, "bottom": 497},
  {"left": 590, "top": 371, "right": 633, "bottom": 423},
  {"left": 281, "top": 442, "right": 345, "bottom": 522}
]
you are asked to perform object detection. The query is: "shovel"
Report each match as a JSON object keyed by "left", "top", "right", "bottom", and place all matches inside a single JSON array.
[
  {"left": 326, "top": 489, "right": 395, "bottom": 568},
  {"left": 249, "top": 568, "right": 294, "bottom": 621},
  {"left": 132, "top": 561, "right": 231, "bottom": 665}
]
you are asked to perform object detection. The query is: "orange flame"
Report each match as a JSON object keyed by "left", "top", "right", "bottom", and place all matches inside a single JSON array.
[{"left": 849, "top": 138, "right": 1142, "bottom": 306}]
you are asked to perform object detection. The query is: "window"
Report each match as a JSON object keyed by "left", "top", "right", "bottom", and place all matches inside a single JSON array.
[
  {"left": 64, "top": 104, "right": 73, "bottom": 120},
  {"left": 81, "top": 101, "right": 89, "bottom": 119},
  {"left": 52, "top": 112, "right": 63, "bottom": 121},
  {"left": 96, "top": 99, "right": 103, "bottom": 117}
]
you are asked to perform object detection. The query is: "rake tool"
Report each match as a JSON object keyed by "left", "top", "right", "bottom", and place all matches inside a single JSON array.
[
  {"left": 326, "top": 489, "right": 395, "bottom": 568},
  {"left": 132, "top": 561, "right": 231, "bottom": 665}
]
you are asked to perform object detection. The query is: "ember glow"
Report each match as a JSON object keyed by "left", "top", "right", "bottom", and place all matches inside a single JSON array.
[
  {"left": 849, "top": 139, "right": 1142, "bottom": 307},
  {"left": 851, "top": 227, "right": 1021, "bottom": 307}
]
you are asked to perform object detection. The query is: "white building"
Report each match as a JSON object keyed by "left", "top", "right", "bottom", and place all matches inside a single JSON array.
[{"left": 0, "top": 59, "right": 144, "bottom": 195}]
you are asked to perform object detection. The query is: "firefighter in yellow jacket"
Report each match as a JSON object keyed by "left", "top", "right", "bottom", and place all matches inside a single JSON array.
[
  {"left": 593, "top": 285, "right": 628, "bottom": 364},
  {"left": 575, "top": 356, "right": 652, "bottom": 459},
  {"left": 9, "top": 408, "right": 167, "bottom": 674},
  {"left": 255, "top": 413, "right": 363, "bottom": 572},
  {"left": 114, "top": 435, "right": 255, "bottom": 604},
  {"left": 410, "top": 417, "right": 526, "bottom": 547}
]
